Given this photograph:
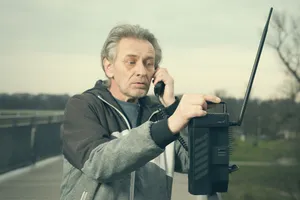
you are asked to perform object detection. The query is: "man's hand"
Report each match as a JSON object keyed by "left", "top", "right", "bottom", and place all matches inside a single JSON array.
[
  {"left": 152, "top": 67, "right": 175, "bottom": 107},
  {"left": 168, "top": 94, "right": 221, "bottom": 134}
]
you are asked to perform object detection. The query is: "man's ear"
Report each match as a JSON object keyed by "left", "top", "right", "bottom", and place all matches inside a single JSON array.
[{"left": 103, "top": 57, "right": 114, "bottom": 78}]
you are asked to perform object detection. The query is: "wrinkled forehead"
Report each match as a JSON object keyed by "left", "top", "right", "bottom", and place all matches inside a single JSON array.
[{"left": 116, "top": 38, "right": 155, "bottom": 59}]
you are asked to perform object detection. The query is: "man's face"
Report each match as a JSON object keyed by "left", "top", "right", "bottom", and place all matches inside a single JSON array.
[{"left": 106, "top": 38, "right": 156, "bottom": 100}]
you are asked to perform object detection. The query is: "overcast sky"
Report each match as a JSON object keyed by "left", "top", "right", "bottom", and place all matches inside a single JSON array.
[{"left": 1, "top": 0, "right": 299, "bottom": 100}]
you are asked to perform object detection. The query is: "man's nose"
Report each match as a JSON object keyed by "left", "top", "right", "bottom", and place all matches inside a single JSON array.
[{"left": 135, "top": 61, "right": 147, "bottom": 76}]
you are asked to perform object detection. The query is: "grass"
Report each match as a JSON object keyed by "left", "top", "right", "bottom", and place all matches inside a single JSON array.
[
  {"left": 230, "top": 138, "right": 298, "bottom": 162},
  {"left": 222, "top": 138, "right": 300, "bottom": 200},
  {"left": 222, "top": 165, "right": 300, "bottom": 200}
]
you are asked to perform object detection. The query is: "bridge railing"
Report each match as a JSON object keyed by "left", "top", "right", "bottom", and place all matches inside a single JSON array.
[{"left": 0, "top": 114, "right": 64, "bottom": 174}]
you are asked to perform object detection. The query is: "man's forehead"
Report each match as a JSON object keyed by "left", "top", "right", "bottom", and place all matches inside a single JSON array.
[
  {"left": 125, "top": 54, "right": 155, "bottom": 59},
  {"left": 117, "top": 38, "right": 155, "bottom": 57}
]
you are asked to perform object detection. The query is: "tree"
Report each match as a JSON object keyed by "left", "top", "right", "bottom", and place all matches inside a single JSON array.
[
  {"left": 279, "top": 78, "right": 300, "bottom": 101},
  {"left": 267, "top": 10, "right": 300, "bottom": 102},
  {"left": 266, "top": 10, "right": 300, "bottom": 136},
  {"left": 266, "top": 10, "right": 300, "bottom": 199}
]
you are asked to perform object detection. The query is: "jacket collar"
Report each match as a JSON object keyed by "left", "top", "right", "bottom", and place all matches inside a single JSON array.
[{"left": 84, "top": 79, "right": 160, "bottom": 114}]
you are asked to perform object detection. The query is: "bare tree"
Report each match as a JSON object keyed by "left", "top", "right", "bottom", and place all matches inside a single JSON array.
[
  {"left": 267, "top": 9, "right": 300, "bottom": 133},
  {"left": 267, "top": 10, "right": 300, "bottom": 101},
  {"left": 266, "top": 10, "right": 300, "bottom": 200},
  {"left": 279, "top": 78, "right": 300, "bottom": 101}
]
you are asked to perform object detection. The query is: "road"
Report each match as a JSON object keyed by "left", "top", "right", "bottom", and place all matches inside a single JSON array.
[
  {"left": 0, "top": 157, "right": 297, "bottom": 200},
  {"left": 0, "top": 156, "right": 210, "bottom": 200}
]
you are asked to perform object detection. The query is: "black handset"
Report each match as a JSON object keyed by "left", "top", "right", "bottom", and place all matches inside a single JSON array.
[{"left": 154, "top": 81, "right": 165, "bottom": 97}]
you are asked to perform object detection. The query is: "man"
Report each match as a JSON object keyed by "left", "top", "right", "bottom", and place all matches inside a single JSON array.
[{"left": 60, "top": 24, "right": 222, "bottom": 200}]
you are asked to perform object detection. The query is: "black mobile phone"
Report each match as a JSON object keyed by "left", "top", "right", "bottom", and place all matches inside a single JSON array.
[{"left": 154, "top": 81, "right": 165, "bottom": 97}]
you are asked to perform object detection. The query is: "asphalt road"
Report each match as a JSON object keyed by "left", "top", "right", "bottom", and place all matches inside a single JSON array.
[
  {"left": 1, "top": 156, "right": 296, "bottom": 200},
  {"left": 0, "top": 156, "right": 213, "bottom": 200}
]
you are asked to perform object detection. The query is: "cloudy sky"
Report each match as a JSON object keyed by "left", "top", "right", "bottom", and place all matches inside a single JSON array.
[{"left": 1, "top": 0, "right": 299, "bottom": 100}]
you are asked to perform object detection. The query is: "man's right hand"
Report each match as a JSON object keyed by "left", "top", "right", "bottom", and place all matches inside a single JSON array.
[{"left": 168, "top": 94, "right": 221, "bottom": 134}]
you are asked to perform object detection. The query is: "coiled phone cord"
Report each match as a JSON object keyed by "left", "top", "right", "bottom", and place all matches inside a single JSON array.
[{"left": 157, "top": 104, "right": 189, "bottom": 152}]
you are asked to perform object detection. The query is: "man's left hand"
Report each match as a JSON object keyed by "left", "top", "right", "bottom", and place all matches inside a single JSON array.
[{"left": 153, "top": 67, "right": 176, "bottom": 107}]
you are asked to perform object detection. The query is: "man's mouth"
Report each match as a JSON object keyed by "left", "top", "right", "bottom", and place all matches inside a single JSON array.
[
  {"left": 134, "top": 82, "right": 146, "bottom": 85},
  {"left": 132, "top": 82, "right": 148, "bottom": 88}
]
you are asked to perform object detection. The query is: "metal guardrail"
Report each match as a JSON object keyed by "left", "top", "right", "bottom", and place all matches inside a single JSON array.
[
  {"left": 0, "top": 114, "right": 64, "bottom": 174},
  {"left": 0, "top": 114, "right": 64, "bottom": 128},
  {"left": 0, "top": 110, "right": 64, "bottom": 116}
]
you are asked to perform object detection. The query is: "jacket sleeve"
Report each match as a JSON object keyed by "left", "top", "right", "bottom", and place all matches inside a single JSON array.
[
  {"left": 174, "top": 126, "right": 189, "bottom": 173},
  {"left": 156, "top": 97, "right": 190, "bottom": 173},
  {"left": 61, "top": 94, "right": 178, "bottom": 183}
]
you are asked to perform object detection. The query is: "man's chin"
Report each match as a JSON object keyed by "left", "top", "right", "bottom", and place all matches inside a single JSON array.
[{"left": 131, "top": 89, "right": 148, "bottom": 98}]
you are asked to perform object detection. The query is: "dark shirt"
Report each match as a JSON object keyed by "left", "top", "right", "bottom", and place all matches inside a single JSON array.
[{"left": 114, "top": 98, "right": 141, "bottom": 128}]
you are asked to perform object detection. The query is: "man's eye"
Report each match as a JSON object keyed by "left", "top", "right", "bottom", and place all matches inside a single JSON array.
[
  {"left": 128, "top": 61, "right": 136, "bottom": 65},
  {"left": 146, "top": 61, "right": 154, "bottom": 67}
]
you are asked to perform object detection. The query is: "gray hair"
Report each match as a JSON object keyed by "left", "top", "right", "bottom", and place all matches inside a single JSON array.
[{"left": 100, "top": 24, "right": 162, "bottom": 77}]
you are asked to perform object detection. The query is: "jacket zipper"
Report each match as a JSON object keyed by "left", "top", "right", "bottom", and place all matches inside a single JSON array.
[
  {"left": 97, "top": 95, "right": 136, "bottom": 200},
  {"left": 97, "top": 95, "right": 131, "bottom": 129},
  {"left": 96, "top": 95, "right": 160, "bottom": 200},
  {"left": 80, "top": 191, "right": 87, "bottom": 200},
  {"left": 148, "top": 110, "right": 159, "bottom": 121}
]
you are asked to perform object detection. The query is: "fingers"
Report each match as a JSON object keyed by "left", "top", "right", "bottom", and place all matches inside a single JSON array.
[
  {"left": 191, "top": 98, "right": 208, "bottom": 110},
  {"left": 202, "top": 95, "right": 221, "bottom": 110},
  {"left": 152, "top": 67, "right": 173, "bottom": 86},
  {"left": 169, "top": 94, "right": 213, "bottom": 133},
  {"left": 192, "top": 105, "right": 207, "bottom": 117},
  {"left": 185, "top": 94, "right": 220, "bottom": 103},
  {"left": 180, "top": 104, "right": 207, "bottom": 120},
  {"left": 168, "top": 105, "right": 207, "bottom": 134},
  {"left": 182, "top": 94, "right": 220, "bottom": 110},
  {"left": 203, "top": 94, "right": 221, "bottom": 103},
  {"left": 152, "top": 69, "right": 163, "bottom": 86},
  {"left": 152, "top": 73, "right": 164, "bottom": 86}
]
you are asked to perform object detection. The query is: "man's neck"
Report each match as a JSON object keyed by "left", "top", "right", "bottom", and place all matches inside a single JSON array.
[{"left": 108, "top": 86, "right": 138, "bottom": 104}]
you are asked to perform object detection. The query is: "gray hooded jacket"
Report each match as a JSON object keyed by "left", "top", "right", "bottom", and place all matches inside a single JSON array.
[{"left": 59, "top": 80, "right": 219, "bottom": 200}]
